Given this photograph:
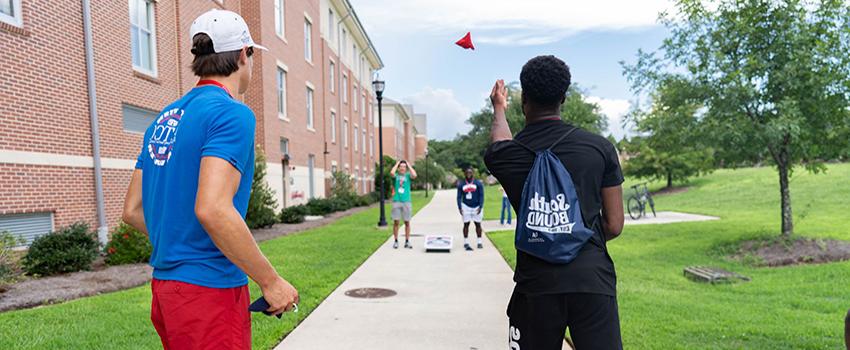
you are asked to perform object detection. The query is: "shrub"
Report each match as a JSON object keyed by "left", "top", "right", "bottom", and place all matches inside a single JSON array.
[
  {"left": 280, "top": 205, "right": 306, "bottom": 224},
  {"left": 246, "top": 147, "right": 279, "bottom": 229},
  {"left": 104, "top": 223, "right": 152, "bottom": 266},
  {"left": 305, "top": 198, "right": 337, "bottom": 216},
  {"left": 330, "top": 171, "right": 357, "bottom": 200},
  {"left": 22, "top": 222, "right": 99, "bottom": 276},
  {"left": 355, "top": 194, "right": 374, "bottom": 207},
  {"left": 0, "top": 231, "right": 23, "bottom": 284}
]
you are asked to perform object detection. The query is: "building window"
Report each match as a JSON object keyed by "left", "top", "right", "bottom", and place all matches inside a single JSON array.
[
  {"left": 274, "top": 0, "right": 285, "bottom": 38},
  {"left": 352, "top": 43, "right": 356, "bottom": 66},
  {"left": 342, "top": 28, "right": 347, "bottom": 58},
  {"left": 0, "top": 212, "right": 53, "bottom": 247},
  {"left": 353, "top": 126, "right": 359, "bottom": 151},
  {"left": 353, "top": 85, "right": 358, "bottom": 111},
  {"left": 304, "top": 18, "right": 312, "bottom": 62},
  {"left": 308, "top": 154, "right": 315, "bottom": 199},
  {"left": 280, "top": 138, "right": 289, "bottom": 156},
  {"left": 329, "top": 61, "right": 335, "bottom": 93},
  {"left": 342, "top": 74, "right": 348, "bottom": 103},
  {"left": 362, "top": 130, "right": 366, "bottom": 155},
  {"left": 277, "top": 67, "right": 287, "bottom": 118},
  {"left": 343, "top": 119, "right": 349, "bottom": 148},
  {"left": 330, "top": 111, "right": 337, "bottom": 143},
  {"left": 130, "top": 0, "right": 157, "bottom": 76},
  {"left": 306, "top": 87, "right": 314, "bottom": 129},
  {"left": 369, "top": 134, "right": 374, "bottom": 156},
  {"left": 122, "top": 104, "right": 157, "bottom": 133},
  {"left": 360, "top": 93, "right": 366, "bottom": 118},
  {"left": 327, "top": 9, "right": 335, "bottom": 42},
  {"left": 0, "top": 0, "right": 22, "bottom": 27}
]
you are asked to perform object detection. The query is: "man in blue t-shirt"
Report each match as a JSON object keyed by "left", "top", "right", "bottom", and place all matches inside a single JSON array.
[
  {"left": 121, "top": 10, "right": 297, "bottom": 349},
  {"left": 457, "top": 168, "right": 485, "bottom": 251}
]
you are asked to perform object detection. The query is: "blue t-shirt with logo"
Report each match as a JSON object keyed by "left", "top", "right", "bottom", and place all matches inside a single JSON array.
[{"left": 135, "top": 85, "right": 255, "bottom": 288}]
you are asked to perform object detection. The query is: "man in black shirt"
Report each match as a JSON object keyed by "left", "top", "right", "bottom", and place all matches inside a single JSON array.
[{"left": 484, "top": 56, "right": 625, "bottom": 350}]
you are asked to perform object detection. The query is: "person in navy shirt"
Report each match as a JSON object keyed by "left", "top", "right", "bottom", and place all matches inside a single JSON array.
[
  {"left": 457, "top": 168, "right": 485, "bottom": 251},
  {"left": 122, "top": 10, "right": 298, "bottom": 350}
]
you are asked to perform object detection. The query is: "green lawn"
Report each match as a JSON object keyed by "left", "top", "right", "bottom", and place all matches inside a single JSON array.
[
  {"left": 483, "top": 185, "right": 516, "bottom": 221},
  {"left": 0, "top": 192, "right": 431, "bottom": 350},
  {"left": 490, "top": 163, "right": 850, "bottom": 349}
]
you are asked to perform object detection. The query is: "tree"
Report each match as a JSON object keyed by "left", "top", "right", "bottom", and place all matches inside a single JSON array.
[
  {"left": 374, "top": 155, "right": 396, "bottom": 200},
  {"left": 624, "top": 0, "right": 850, "bottom": 237},
  {"left": 412, "top": 157, "right": 447, "bottom": 190},
  {"left": 623, "top": 77, "right": 715, "bottom": 188},
  {"left": 246, "top": 147, "right": 278, "bottom": 229}
]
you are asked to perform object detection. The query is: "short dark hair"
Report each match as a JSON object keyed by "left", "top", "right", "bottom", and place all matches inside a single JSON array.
[
  {"left": 519, "top": 55, "right": 571, "bottom": 107},
  {"left": 190, "top": 33, "right": 252, "bottom": 77}
]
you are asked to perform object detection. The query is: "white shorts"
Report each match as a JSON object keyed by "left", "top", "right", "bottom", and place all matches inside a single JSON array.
[{"left": 461, "top": 203, "right": 483, "bottom": 223}]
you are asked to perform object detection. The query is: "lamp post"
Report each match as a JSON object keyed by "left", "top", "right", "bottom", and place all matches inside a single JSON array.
[
  {"left": 424, "top": 151, "right": 429, "bottom": 198},
  {"left": 373, "top": 78, "right": 387, "bottom": 227}
]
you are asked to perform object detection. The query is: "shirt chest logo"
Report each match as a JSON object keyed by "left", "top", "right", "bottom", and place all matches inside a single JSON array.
[{"left": 147, "top": 108, "right": 184, "bottom": 166}]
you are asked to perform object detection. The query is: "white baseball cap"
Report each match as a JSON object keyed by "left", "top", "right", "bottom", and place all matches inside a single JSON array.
[{"left": 190, "top": 9, "right": 267, "bottom": 53}]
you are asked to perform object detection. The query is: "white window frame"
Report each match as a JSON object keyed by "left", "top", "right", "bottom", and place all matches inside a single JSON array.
[
  {"left": 360, "top": 93, "right": 366, "bottom": 118},
  {"left": 0, "top": 0, "right": 22, "bottom": 27},
  {"left": 276, "top": 62, "right": 288, "bottom": 120},
  {"left": 129, "top": 0, "right": 158, "bottom": 77},
  {"left": 327, "top": 8, "right": 335, "bottom": 43},
  {"left": 341, "top": 28, "right": 348, "bottom": 59},
  {"left": 274, "top": 0, "right": 285, "bottom": 39},
  {"left": 329, "top": 59, "right": 335, "bottom": 93},
  {"left": 304, "top": 16, "right": 313, "bottom": 62},
  {"left": 362, "top": 129, "right": 367, "bottom": 155},
  {"left": 342, "top": 74, "right": 348, "bottom": 104},
  {"left": 306, "top": 83, "right": 315, "bottom": 130},
  {"left": 353, "top": 125, "right": 359, "bottom": 152},
  {"left": 330, "top": 109, "right": 337, "bottom": 143},
  {"left": 369, "top": 133, "right": 374, "bottom": 156},
  {"left": 343, "top": 118, "right": 349, "bottom": 148},
  {"left": 353, "top": 85, "right": 358, "bottom": 112}
]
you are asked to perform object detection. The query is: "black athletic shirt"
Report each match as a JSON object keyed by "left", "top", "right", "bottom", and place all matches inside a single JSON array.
[{"left": 484, "top": 120, "right": 624, "bottom": 296}]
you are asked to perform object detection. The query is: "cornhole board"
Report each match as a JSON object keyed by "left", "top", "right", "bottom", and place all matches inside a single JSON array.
[{"left": 424, "top": 235, "right": 453, "bottom": 252}]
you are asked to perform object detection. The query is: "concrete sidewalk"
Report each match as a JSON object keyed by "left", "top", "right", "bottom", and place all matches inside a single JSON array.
[{"left": 275, "top": 190, "right": 569, "bottom": 350}]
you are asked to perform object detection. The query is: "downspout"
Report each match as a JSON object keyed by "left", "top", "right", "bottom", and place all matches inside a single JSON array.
[{"left": 81, "top": 0, "right": 108, "bottom": 245}]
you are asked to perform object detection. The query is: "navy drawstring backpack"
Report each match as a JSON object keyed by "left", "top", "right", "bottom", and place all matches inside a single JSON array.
[{"left": 513, "top": 128, "right": 596, "bottom": 264}]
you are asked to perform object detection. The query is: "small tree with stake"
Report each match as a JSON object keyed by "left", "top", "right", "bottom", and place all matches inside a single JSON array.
[{"left": 624, "top": 0, "right": 850, "bottom": 237}]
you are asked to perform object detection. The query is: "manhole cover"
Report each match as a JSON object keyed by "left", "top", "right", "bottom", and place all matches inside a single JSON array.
[{"left": 345, "top": 288, "right": 397, "bottom": 299}]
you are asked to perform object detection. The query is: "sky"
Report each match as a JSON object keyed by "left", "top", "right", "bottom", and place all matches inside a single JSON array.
[{"left": 349, "top": 0, "right": 676, "bottom": 140}]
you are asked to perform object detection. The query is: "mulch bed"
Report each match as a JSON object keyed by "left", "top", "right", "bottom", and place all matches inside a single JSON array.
[
  {"left": 732, "top": 237, "right": 850, "bottom": 267},
  {"left": 0, "top": 204, "right": 376, "bottom": 313}
]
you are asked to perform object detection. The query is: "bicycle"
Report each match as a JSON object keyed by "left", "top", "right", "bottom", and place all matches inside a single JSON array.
[{"left": 627, "top": 183, "right": 657, "bottom": 220}]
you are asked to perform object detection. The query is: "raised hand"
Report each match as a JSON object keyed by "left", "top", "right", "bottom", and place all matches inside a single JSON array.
[{"left": 490, "top": 79, "right": 508, "bottom": 110}]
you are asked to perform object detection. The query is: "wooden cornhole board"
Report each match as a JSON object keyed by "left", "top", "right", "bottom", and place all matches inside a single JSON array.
[{"left": 424, "top": 235, "right": 453, "bottom": 252}]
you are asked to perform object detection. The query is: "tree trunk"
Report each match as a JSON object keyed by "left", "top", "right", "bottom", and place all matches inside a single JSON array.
[
  {"left": 778, "top": 162, "right": 793, "bottom": 238},
  {"left": 666, "top": 170, "right": 673, "bottom": 189}
]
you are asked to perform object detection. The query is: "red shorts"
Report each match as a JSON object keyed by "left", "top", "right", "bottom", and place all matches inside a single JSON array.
[{"left": 151, "top": 279, "right": 251, "bottom": 350}]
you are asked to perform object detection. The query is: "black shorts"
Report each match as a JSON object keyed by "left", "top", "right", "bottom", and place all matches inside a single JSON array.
[{"left": 507, "top": 291, "right": 622, "bottom": 350}]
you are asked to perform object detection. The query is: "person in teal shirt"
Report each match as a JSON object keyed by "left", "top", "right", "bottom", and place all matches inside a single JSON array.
[{"left": 390, "top": 160, "right": 417, "bottom": 249}]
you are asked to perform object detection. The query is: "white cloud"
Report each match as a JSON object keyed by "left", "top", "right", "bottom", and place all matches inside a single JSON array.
[
  {"left": 350, "top": 0, "right": 673, "bottom": 45},
  {"left": 402, "top": 87, "right": 471, "bottom": 141},
  {"left": 585, "top": 96, "right": 632, "bottom": 140}
]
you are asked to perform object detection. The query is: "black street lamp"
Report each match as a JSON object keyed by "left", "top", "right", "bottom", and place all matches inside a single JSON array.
[
  {"left": 424, "top": 150, "right": 429, "bottom": 198},
  {"left": 373, "top": 78, "right": 387, "bottom": 227}
]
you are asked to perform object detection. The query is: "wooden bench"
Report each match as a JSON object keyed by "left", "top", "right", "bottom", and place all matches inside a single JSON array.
[{"left": 684, "top": 266, "right": 750, "bottom": 284}]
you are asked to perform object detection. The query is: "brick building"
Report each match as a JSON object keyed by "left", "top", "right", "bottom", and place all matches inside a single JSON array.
[
  {"left": 0, "top": 0, "right": 423, "bottom": 246},
  {"left": 378, "top": 98, "right": 427, "bottom": 163}
]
